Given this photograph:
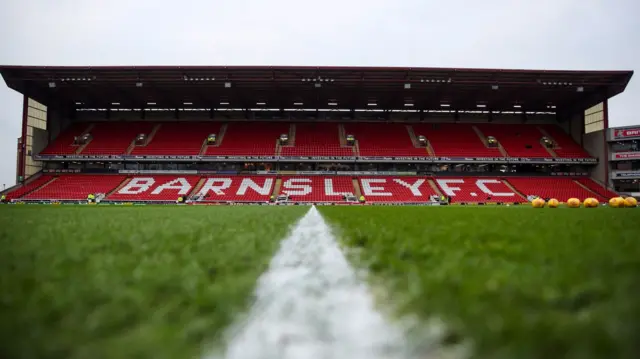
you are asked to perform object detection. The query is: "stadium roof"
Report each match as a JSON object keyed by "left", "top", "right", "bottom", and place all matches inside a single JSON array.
[{"left": 0, "top": 65, "right": 633, "bottom": 112}]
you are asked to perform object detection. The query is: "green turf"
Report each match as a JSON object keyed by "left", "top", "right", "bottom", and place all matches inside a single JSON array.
[
  {"left": 0, "top": 205, "right": 307, "bottom": 359},
  {"left": 320, "top": 206, "right": 640, "bottom": 359}
]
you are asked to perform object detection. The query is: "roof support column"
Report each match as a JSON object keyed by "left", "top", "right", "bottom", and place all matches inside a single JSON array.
[{"left": 603, "top": 99, "right": 610, "bottom": 187}]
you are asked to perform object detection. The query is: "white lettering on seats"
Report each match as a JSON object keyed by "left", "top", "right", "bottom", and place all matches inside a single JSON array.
[
  {"left": 198, "top": 178, "right": 232, "bottom": 195},
  {"left": 151, "top": 177, "right": 192, "bottom": 195},
  {"left": 325, "top": 179, "right": 352, "bottom": 196},
  {"left": 476, "top": 179, "right": 514, "bottom": 197},
  {"left": 118, "top": 177, "right": 155, "bottom": 194},
  {"left": 237, "top": 178, "right": 274, "bottom": 195},
  {"left": 282, "top": 178, "right": 312, "bottom": 196},
  {"left": 360, "top": 179, "right": 391, "bottom": 196},
  {"left": 436, "top": 179, "right": 464, "bottom": 197},
  {"left": 393, "top": 178, "right": 425, "bottom": 196}
]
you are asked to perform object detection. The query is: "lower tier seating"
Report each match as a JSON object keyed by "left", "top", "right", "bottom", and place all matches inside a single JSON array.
[
  {"left": 358, "top": 177, "right": 438, "bottom": 202},
  {"left": 505, "top": 178, "right": 606, "bottom": 202},
  {"left": 7, "top": 175, "right": 616, "bottom": 204},
  {"left": 197, "top": 176, "right": 275, "bottom": 202},
  {"left": 107, "top": 176, "right": 201, "bottom": 201},
  {"left": 24, "top": 175, "right": 127, "bottom": 200},
  {"left": 5, "top": 175, "right": 55, "bottom": 200},
  {"left": 434, "top": 177, "right": 527, "bottom": 203},
  {"left": 576, "top": 178, "right": 619, "bottom": 199},
  {"left": 279, "top": 176, "right": 355, "bottom": 202}
]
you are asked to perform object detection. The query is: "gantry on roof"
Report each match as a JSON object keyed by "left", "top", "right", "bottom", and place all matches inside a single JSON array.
[{"left": 0, "top": 65, "right": 633, "bottom": 112}]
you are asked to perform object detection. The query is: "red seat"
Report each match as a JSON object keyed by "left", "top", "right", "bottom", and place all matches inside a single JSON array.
[
  {"left": 281, "top": 123, "right": 353, "bottom": 157},
  {"left": 5, "top": 176, "right": 55, "bottom": 200},
  {"left": 280, "top": 176, "right": 355, "bottom": 202},
  {"left": 107, "top": 175, "right": 201, "bottom": 201},
  {"left": 24, "top": 175, "right": 126, "bottom": 200},
  {"left": 413, "top": 123, "right": 502, "bottom": 157},
  {"left": 433, "top": 177, "right": 525, "bottom": 203},
  {"left": 358, "top": 176, "right": 438, "bottom": 202},
  {"left": 81, "top": 122, "right": 155, "bottom": 155},
  {"left": 506, "top": 177, "right": 605, "bottom": 202},
  {"left": 40, "top": 123, "right": 91, "bottom": 155},
  {"left": 540, "top": 125, "right": 592, "bottom": 158},
  {"left": 476, "top": 124, "right": 550, "bottom": 158},
  {"left": 131, "top": 122, "right": 221, "bottom": 156},
  {"left": 576, "top": 178, "right": 618, "bottom": 199},
  {"left": 205, "top": 122, "right": 287, "bottom": 156},
  {"left": 198, "top": 176, "right": 276, "bottom": 202},
  {"left": 343, "top": 123, "right": 428, "bottom": 157}
]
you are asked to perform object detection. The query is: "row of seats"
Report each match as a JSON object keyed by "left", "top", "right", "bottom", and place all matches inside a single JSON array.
[
  {"left": 39, "top": 122, "right": 592, "bottom": 158},
  {"left": 6, "top": 175, "right": 612, "bottom": 203}
]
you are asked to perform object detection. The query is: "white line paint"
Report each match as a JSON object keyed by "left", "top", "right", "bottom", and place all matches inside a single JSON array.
[{"left": 207, "top": 206, "right": 414, "bottom": 359}]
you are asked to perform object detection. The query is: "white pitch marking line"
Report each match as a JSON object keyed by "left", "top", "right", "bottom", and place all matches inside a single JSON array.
[{"left": 207, "top": 206, "right": 414, "bottom": 359}]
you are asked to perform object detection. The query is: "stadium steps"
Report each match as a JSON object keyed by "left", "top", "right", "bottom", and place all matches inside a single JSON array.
[
  {"left": 125, "top": 138, "right": 137, "bottom": 155},
  {"left": 352, "top": 178, "right": 362, "bottom": 198},
  {"left": 473, "top": 125, "right": 508, "bottom": 157},
  {"left": 428, "top": 179, "right": 444, "bottom": 197},
  {"left": 580, "top": 178, "right": 619, "bottom": 198},
  {"left": 202, "top": 123, "right": 227, "bottom": 152},
  {"left": 142, "top": 123, "right": 162, "bottom": 147},
  {"left": 21, "top": 176, "right": 59, "bottom": 198},
  {"left": 288, "top": 123, "right": 296, "bottom": 146},
  {"left": 272, "top": 178, "right": 282, "bottom": 197},
  {"left": 74, "top": 123, "right": 96, "bottom": 154},
  {"left": 1, "top": 171, "right": 44, "bottom": 196},
  {"left": 353, "top": 140, "right": 361, "bottom": 156},
  {"left": 106, "top": 177, "right": 132, "bottom": 197},
  {"left": 573, "top": 180, "right": 607, "bottom": 200},
  {"left": 275, "top": 140, "right": 282, "bottom": 156},
  {"left": 188, "top": 177, "right": 207, "bottom": 198},
  {"left": 406, "top": 125, "right": 420, "bottom": 147},
  {"left": 199, "top": 139, "right": 208, "bottom": 155},
  {"left": 535, "top": 127, "right": 559, "bottom": 157},
  {"left": 501, "top": 179, "right": 527, "bottom": 201},
  {"left": 338, "top": 124, "right": 347, "bottom": 146}
]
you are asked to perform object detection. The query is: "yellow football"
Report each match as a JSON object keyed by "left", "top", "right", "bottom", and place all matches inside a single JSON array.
[
  {"left": 624, "top": 197, "right": 638, "bottom": 208},
  {"left": 609, "top": 197, "right": 624, "bottom": 208},
  {"left": 532, "top": 198, "right": 546, "bottom": 208},
  {"left": 583, "top": 198, "right": 599, "bottom": 208},
  {"left": 567, "top": 198, "right": 581, "bottom": 208},
  {"left": 547, "top": 198, "right": 559, "bottom": 208}
]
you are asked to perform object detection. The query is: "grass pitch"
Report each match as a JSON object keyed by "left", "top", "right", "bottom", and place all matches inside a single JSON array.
[
  {"left": 0, "top": 205, "right": 307, "bottom": 359},
  {"left": 320, "top": 206, "right": 640, "bottom": 359}
]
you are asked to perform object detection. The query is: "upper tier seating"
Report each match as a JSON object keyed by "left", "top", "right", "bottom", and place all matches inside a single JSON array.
[
  {"left": 475, "top": 124, "right": 550, "bottom": 158},
  {"left": 359, "top": 176, "right": 438, "bottom": 202},
  {"left": 81, "top": 122, "right": 155, "bottom": 155},
  {"left": 343, "top": 123, "right": 428, "bottom": 157},
  {"left": 279, "top": 176, "right": 355, "bottom": 202},
  {"left": 576, "top": 178, "right": 619, "bottom": 199},
  {"left": 540, "top": 125, "right": 592, "bottom": 158},
  {"left": 281, "top": 123, "right": 353, "bottom": 157},
  {"left": 24, "top": 175, "right": 126, "bottom": 200},
  {"left": 413, "top": 123, "right": 502, "bottom": 157},
  {"left": 204, "top": 122, "right": 288, "bottom": 156},
  {"left": 5, "top": 175, "right": 54, "bottom": 200},
  {"left": 131, "top": 122, "right": 221, "bottom": 156},
  {"left": 40, "top": 123, "right": 92, "bottom": 155},
  {"left": 505, "top": 177, "right": 605, "bottom": 202},
  {"left": 107, "top": 175, "right": 200, "bottom": 201},
  {"left": 197, "top": 176, "right": 275, "bottom": 202},
  {"left": 434, "top": 177, "right": 526, "bottom": 203}
]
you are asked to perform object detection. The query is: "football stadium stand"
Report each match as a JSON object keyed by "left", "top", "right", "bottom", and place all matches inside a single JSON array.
[{"left": 1, "top": 65, "right": 633, "bottom": 204}]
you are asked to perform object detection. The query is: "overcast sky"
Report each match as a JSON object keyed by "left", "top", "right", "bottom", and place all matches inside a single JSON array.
[{"left": 0, "top": 0, "right": 638, "bottom": 187}]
